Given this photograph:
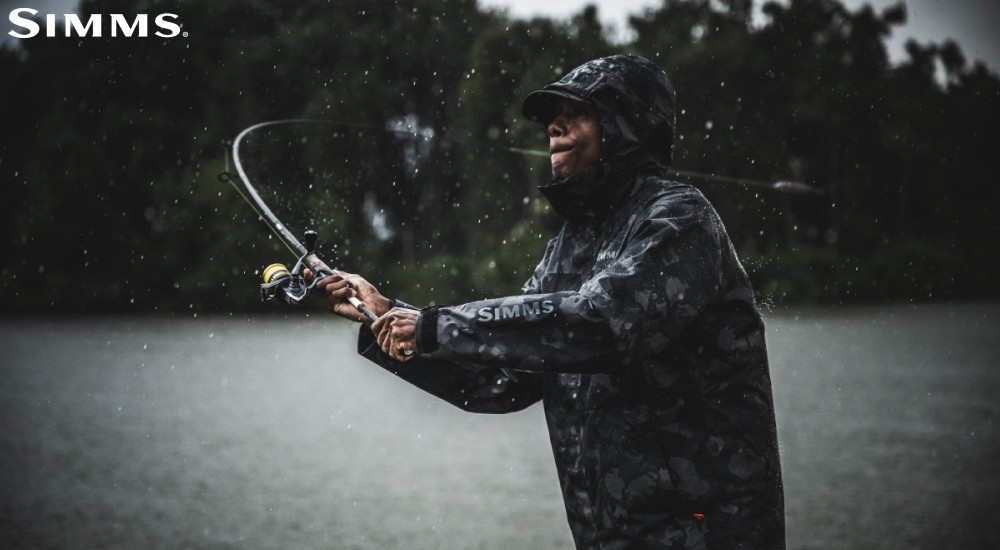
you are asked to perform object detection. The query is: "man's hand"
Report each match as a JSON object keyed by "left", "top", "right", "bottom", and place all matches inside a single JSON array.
[
  {"left": 306, "top": 269, "right": 390, "bottom": 322},
  {"left": 373, "top": 308, "right": 419, "bottom": 362}
]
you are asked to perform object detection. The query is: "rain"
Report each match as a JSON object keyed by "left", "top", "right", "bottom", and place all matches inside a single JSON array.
[{"left": 1, "top": 0, "right": 999, "bottom": 548}]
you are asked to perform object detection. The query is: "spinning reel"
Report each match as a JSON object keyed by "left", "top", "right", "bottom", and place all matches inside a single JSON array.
[
  {"left": 260, "top": 230, "right": 321, "bottom": 305},
  {"left": 260, "top": 229, "right": 378, "bottom": 323}
]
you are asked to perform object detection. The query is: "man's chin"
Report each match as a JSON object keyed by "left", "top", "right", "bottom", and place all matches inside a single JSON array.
[{"left": 551, "top": 160, "right": 572, "bottom": 179}]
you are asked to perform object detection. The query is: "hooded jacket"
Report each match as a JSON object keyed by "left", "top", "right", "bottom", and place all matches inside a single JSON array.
[{"left": 358, "top": 55, "right": 785, "bottom": 549}]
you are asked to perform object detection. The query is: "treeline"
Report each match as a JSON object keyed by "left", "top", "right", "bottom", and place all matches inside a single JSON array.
[{"left": 1, "top": 0, "right": 997, "bottom": 313}]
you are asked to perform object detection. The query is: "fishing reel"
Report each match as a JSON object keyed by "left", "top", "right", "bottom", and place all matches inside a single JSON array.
[
  {"left": 260, "top": 230, "right": 326, "bottom": 305},
  {"left": 260, "top": 229, "right": 379, "bottom": 323}
]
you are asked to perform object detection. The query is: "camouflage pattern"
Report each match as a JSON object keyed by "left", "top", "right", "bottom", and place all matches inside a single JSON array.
[{"left": 357, "top": 56, "right": 784, "bottom": 549}]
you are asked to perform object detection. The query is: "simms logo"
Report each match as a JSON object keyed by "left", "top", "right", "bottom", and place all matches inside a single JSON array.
[
  {"left": 8, "top": 8, "right": 184, "bottom": 38},
  {"left": 477, "top": 300, "right": 555, "bottom": 323}
]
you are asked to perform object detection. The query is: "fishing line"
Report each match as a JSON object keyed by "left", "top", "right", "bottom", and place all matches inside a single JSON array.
[
  {"left": 667, "top": 168, "right": 819, "bottom": 194},
  {"left": 223, "top": 118, "right": 819, "bottom": 260},
  {"left": 221, "top": 118, "right": 402, "bottom": 324},
  {"left": 226, "top": 118, "right": 440, "bottom": 254},
  {"left": 505, "top": 146, "right": 821, "bottom": 194},
  {"left": 230, "top": 119, "right": 321, "bottom": 255},
  {"left": 218, "top": 159, "right": 299, "bottom": 258}
]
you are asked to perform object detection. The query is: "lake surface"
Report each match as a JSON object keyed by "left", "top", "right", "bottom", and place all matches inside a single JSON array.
[{"left": 1, "top": 303, "right": 998, "bottom": 549}]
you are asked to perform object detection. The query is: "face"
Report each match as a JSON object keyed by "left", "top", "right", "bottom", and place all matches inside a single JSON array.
[{"left": 547, "top": 98, "right": 602, "bottom": 179}]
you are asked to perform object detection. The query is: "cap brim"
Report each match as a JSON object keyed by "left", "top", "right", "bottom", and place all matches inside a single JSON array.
[{"left": 521, "top": 89, "right": 586, "bottom": 123}]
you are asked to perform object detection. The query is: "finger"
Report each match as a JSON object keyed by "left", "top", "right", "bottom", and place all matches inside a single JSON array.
[
  {"left": 331, "top": 302, "right": 363, "bottom": 322},
  {"left": 315, "top": 274, "right": 339, "bottom": 290},
  {"left": 327, "top": 286, "right": 355, "bottom": 302},
  {"left": 323, "top": 279, "right": 351, "bottom": 297},
  {"left": 391, "top": 344, "right": 416, "bottom": 362},
  {"left": 390, "top": 324, "right": 409, "bottom": 342},
  {"left": 335, "top": 271, "right": 366, "bottom": 290},
  {"left": 383, "top": 323, "right": 405, "bottom": 351},
  {"left": 388, "top": 327, "right": 413, "bottom": 358},
  {"left": 375, "top": 320, "right": 394, "bottom": 349},
  {"left": 380, "top": 334, "right": 395, "bottom": 357},
  {"left": 387, "top": 341, "right": 403, "bottom": 361},
  {"left": 372, "top": 315, "right": 389, "bottom": 334}
]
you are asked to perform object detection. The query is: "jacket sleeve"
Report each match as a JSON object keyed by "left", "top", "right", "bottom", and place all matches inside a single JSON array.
[
  {"left": 352, "top": 255, "right": 553, "bottom": 414},
  {"left": 416, "top": 192, "right": 728, "bottom": 373},
  {"left": 357, "top": 328, "right": 542, "bottom": 414}
]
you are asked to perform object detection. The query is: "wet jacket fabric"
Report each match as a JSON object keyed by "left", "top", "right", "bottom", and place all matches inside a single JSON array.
[{"left": 357, "top": 55, "right": 784, "bottom": 549}]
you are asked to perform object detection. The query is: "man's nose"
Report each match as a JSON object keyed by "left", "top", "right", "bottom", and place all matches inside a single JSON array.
[{"left": 547, "top": 115, "right": 566, "bottom": 138}]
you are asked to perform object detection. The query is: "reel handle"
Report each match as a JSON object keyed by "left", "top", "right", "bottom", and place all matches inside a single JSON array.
[{"left": 303, "top": 230, "right": 319, "bottom": 253}]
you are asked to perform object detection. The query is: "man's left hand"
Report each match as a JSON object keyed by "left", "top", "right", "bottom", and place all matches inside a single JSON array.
[{"left": 373, "top": 308, "right": 419, "bottom": 362}]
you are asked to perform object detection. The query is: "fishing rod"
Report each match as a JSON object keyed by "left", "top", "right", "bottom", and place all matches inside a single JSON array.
[
  {"left": 222, "top": 118, "right": 819, "bottom": 318},
  {"left": 221, "top": 118, "right": 381, "bottom": 322}
]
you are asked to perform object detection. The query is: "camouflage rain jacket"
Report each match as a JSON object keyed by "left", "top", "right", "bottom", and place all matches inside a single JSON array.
[{"left": 358, "top": 55, "right": 784, "bottom": 549}]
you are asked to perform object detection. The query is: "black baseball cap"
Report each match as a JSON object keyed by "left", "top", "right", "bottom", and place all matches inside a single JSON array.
[{"left": 521, "top": 88, "right": 589, "bottom": 124}]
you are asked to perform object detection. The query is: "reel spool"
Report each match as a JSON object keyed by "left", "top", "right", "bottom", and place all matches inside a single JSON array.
[{"left": 263, "top": 263, "right": 291, "bottom": 285}]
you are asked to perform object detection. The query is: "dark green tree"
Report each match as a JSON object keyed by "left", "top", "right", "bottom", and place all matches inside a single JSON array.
[{"left": 2, "top": 0, "right": 997, "bottom": 312}]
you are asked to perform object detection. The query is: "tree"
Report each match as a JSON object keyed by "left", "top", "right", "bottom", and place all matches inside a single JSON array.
[{"left": 2, "top": 0, "right": 997, "bottom": 311}]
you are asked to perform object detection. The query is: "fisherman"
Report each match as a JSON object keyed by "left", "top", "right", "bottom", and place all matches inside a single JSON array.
[{"left": 316, "top": 55, "right": 785, "bottom": 549}]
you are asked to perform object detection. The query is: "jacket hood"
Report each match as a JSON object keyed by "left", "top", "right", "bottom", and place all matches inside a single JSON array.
[
  {"left": 522, "top": 54, "right": 676, "bottom": 167},
  {"left": 521, "top": 55, "right": 676, "bottom": 222}
]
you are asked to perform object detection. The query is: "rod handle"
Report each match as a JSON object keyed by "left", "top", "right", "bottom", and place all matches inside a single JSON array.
[
  {"left": 347, "top": 296, "right": 379, "bottom": 324},
  {"left": 303, "top": 253, "right": 378, "bottom": 324}
]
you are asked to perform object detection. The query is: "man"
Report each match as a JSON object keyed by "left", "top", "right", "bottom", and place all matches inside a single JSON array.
[{"left": 317, "top": 55, "right": 785, "bottom": 549}]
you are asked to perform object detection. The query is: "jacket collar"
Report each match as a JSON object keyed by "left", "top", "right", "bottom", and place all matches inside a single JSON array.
[{"left": 538, "top": 152, "right": 663, "bottom": 224}]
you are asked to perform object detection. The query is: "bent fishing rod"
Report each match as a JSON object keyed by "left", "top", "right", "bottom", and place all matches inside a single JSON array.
[
  {"left": 221, "top": 118, "right": 381, "bottom": 323},
  {"left": 222, "top": 118, "right": 820, "bottom": 317}
]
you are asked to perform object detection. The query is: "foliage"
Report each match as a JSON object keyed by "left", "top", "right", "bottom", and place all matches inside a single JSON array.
[{"left": 1, "top": 0, "right": 997, "bottom": 313}]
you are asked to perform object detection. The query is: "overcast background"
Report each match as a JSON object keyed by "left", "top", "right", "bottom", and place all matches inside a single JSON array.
[
  {"left": 480, "top": 0, "right": 1000, "bottom": 72},
  {"left": 5, "top": 0, "right": 1000, "bottom": 73},
  {"left": 2, "top": 1, "right": 998, "bottom": 548}
]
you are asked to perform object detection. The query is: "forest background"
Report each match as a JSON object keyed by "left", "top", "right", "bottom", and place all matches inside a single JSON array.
[{"left": 3, "top": 0, "right": 998, "bottom": 313}]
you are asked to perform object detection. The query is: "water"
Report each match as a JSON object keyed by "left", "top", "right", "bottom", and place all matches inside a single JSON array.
[
  {"left": 768, "top": 304, "right": 999, "bottom": 549},
  {"left": 1, "top": 304, "right": 997, "bottom": 549}
]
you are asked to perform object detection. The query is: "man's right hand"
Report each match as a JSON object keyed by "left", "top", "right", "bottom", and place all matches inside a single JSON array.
[{"left": 306, "top": 269, "right": 390, "bottom": 322}]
